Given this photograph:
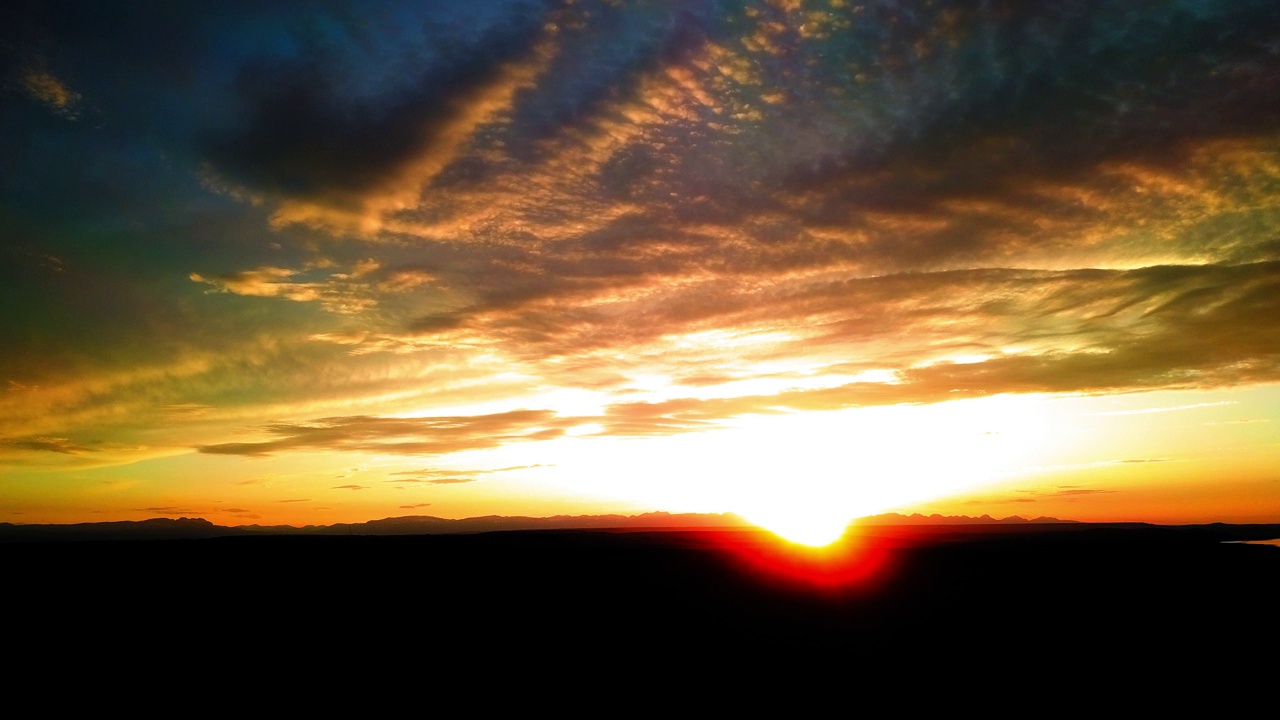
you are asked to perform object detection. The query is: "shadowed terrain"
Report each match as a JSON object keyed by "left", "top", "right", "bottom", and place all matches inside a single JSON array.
[{"left": 7, "top": 522, "right": 1278, "bottom": 670}]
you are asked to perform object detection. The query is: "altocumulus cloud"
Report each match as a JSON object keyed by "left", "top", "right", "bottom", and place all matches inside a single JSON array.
[{"left": 2, "top": 0, "right": 1279, "bottom": 469}]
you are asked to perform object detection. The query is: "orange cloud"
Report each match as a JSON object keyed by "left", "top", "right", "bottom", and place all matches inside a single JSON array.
[{"left": 22, "top": 68, "right": 81, "bottom": 116}]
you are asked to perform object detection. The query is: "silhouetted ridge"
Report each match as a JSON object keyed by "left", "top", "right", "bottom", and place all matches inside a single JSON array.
[
  {"left": 0, "top": 516, "right": 226, "bottom": 542},
  {"left": 0, "top": 510, "right": 1160, "bottom": 544},
  {"left": 859, "top": 513, "right": 1080, "bottom": 525}
]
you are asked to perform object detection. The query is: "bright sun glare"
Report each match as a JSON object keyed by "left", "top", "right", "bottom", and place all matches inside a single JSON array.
[
  {"left": 479, "top": 393, "right": 1058, "bottom": 545},
  {"left": 738, "top": 505, "right": 853, "bottom": 546}
]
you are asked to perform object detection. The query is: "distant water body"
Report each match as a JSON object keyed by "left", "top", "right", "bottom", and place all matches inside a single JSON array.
[{"left": 1224, "top": 539, "right": 1280, "bottom": 547}]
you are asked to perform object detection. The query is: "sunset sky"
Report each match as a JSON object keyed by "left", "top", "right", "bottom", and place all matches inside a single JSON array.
[{"left": 3, "top": 0, "right": 1279, "bottom": 538}]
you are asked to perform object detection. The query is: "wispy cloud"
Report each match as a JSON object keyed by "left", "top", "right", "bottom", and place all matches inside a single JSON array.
[
  {"left": 198, "top": 410, "right": 568, "bottom": 457},
  {"left": 1087, "top": 402, "right": 1237, "bottom": 417},
  {"left": 21, "top": 68, "right": 81, "bottom": 117},
  {"left": 388, "top": 464, "right": 547, "bottom": 484},
  {"left": 0, "top": 436, "right": 95, "bottom": 455},
  {"left": 190, "top": 261, "right": 380, "bottom": 314}
]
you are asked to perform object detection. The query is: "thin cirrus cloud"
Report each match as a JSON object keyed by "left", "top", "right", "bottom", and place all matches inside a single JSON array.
[
  {"left": 1, "top": 436, "right": 95, "bottom": 455},
  {"left": 981, "top": 486, "right": 1122, "bottom": 505},
  {"left": 198, "top": 411, "right": 568, "bottom": 457},
  {"left": 388, "top": 464, "right": 549, "bottom": 484}
]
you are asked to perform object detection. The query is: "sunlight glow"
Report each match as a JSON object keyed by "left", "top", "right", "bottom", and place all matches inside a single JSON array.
[
  {"left": 517, "top": 393, "right": 1059, "bottom": 540},
  {"left": 738, "top": 505, "right": 852, "bottom": 546}
]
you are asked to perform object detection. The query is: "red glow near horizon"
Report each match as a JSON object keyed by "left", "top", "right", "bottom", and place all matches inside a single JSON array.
[{"left": 713, "top": 528, "right": 897, "bottom": 595}]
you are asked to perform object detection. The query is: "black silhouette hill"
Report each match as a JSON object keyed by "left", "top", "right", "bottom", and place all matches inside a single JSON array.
[{"left": 4, "top": 511, "right": 1278, "bottom": 694}]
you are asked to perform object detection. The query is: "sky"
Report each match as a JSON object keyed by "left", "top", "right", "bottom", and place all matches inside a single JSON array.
[{"left": 3, "top": 0, "right": 1279, "bottom": 538}]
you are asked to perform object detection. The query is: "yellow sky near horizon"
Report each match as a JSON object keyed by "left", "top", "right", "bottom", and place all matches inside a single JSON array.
[
  {"left": 4, "top": 2, "right": 1280, "bottom": 541},
  {"left": 5, "top": 382, "right": 1277, "bottom": 534}
]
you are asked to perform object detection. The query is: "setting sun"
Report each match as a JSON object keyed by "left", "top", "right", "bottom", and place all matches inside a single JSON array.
[{"left": 739, "top": 505, "right": 852, "bottom": 547}]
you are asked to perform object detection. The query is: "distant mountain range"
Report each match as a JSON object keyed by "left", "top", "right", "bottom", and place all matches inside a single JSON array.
[
  {"left": 860, "top": 512, "right": 1077, "bottom": 526},
  {"left": 0, "top": 511, "right": 1076, "bottom": 542}
]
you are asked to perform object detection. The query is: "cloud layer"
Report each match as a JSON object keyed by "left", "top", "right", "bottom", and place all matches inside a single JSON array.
[{"left": 2, "top": 0, "right": 1278, "bottom": 503}]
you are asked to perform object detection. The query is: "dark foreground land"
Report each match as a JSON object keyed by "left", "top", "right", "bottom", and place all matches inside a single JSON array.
[{"left": 7, "top": 522, "right": 1279, "bottom": 689}]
